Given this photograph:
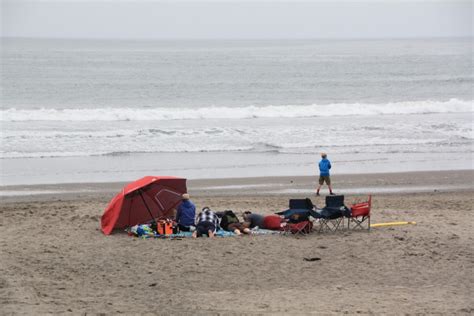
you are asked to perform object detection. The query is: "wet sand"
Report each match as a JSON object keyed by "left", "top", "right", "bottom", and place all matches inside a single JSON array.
[{"left": 1, "top": 170, "right": 473, "bottom": 314}]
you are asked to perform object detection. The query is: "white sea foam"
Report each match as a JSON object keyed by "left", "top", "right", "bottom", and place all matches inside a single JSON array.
[
  {"left": 1, "top": 99, "right": 472, "bottom": 122},
  {"left": 2, "top": 111, "right": 472, "bottom": 159}
]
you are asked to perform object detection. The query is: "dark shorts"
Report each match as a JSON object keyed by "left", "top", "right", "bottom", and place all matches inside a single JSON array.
[
  {"left": 196, "top": 221, "right": 216, "bottom": 237},
  {"left": 178, "top": 224, "right": 193, "bottom": 232},
  {"left": 319, "top": 176, "right": 331, "bottom": 185}
]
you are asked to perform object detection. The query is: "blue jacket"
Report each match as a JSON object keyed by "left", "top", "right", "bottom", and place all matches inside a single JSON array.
[
  {"left": 319, "top": 158, "right": 332, "bottom": 176},
  {"left": 176, "top": 200, "right": 196, "bottom": 227}
]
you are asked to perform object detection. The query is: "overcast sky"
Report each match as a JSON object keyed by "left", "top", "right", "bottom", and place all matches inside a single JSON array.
[{"left": 1, "top": 0, "right": 472, "bottom": 39}]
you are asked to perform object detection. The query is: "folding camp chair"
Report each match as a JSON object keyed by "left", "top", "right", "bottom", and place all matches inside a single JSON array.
[
  {"left": 315, "top": 195, "right": 348, "bottom": 233},
  {"left": 277, "top": 198, "right": 314, "bottom": 235},
  {"left": 347, "top": 195, "right": 371, "bottom": 230}
]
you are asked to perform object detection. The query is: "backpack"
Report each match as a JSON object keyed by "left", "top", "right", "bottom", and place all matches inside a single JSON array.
[{"left": 219, "top": 210, "right": 240, "bottom": 230}]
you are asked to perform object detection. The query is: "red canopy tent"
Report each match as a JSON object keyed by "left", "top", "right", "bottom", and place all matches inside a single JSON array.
[{"left": 101, "top": 176, "right": 187, "bottom": 235}]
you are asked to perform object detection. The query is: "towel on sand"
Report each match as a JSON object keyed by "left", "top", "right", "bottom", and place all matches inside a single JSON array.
[{"left": 135, "top": 228, "right": 280, "bottom": 238}]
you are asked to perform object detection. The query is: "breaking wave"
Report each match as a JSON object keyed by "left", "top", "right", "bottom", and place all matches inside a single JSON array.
[{"left": 1, "top": 99, "right": 472, "bottom": 122}]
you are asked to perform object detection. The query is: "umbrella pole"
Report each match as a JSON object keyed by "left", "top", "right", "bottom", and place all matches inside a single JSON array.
[{"left": 139, "top": 190, "right": 158, "bottom": 225}]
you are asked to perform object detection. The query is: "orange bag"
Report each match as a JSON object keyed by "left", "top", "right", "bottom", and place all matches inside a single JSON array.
[{"left": 157, "top": 220, "right": 173, "bottom": 235}]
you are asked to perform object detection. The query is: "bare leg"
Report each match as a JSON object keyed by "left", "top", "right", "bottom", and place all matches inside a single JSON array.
[
  {"left": 192, "top": 231, "right": 197, "bottom": 238},
  {"left": 328, "top": 184, "right": 333, "bottom": 194},
  {"left": 208, "top": 230, "right": 215, "bottom": 238},
  {"left": 316, "top": 184, "right": 322, "bottom": 195}
]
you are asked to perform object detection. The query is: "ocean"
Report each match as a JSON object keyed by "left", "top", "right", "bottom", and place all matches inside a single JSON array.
[{"left": 1, "top": 38, "right": 472, "bottom": 186}]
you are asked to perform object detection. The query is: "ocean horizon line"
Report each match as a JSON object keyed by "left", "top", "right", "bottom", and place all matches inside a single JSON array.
[{"left": 2, "top": 36, "right": 473, "bottom": 42}]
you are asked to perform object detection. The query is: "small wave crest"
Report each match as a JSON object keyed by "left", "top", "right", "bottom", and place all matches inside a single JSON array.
[{"left": 1, "top": 99, "right": 472, "bottom": 122}]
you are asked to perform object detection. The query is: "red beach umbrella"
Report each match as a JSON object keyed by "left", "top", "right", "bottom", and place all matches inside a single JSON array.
[{"left": 101, "top": 176, "right": 187, "bottom": 235}]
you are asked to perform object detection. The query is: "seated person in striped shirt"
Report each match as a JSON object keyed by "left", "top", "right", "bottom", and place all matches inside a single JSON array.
[{"left": 192, "top": 207, "right": 220, "bottom": 238}]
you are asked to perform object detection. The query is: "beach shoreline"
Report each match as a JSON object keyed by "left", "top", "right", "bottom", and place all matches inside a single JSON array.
[
  {"left": 1, "top": 169, "right": 472, "bottom": 202},
  {"left": 2, "top": 142, "right": 472, "bottom": 187}
]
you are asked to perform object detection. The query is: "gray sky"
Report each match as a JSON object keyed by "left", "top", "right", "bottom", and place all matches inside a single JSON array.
[{"left": 1, "top": 0, "right": 472, "bottom": 39}]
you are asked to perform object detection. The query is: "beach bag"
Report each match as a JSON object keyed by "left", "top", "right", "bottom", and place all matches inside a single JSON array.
[
  {"left": 219, "top": 210, "right": 240, "bottom": 230},
  {"left": 157, "top": 219, "right": 173, "bottom": 235}
]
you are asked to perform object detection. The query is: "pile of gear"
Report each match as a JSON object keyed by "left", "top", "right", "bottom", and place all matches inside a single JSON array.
[
  {"left": 101, "top": 176, "right": 372, "bottom": 237},
  {"left": 125, "top": 194, "right": 371, "bottom": 238}
]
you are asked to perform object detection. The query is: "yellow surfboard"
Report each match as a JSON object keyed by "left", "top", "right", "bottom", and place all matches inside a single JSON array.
[{"left": 370, "top": 221, "right": 416, "bottom": 228}]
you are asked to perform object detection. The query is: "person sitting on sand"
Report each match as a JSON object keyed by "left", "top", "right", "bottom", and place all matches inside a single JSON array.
[
  {"left": 193, "top": 207, "right": 220, "bottom": 238},
  {"left": 316, "top": 152, "right": 335, "bottom": 196},
  {"left": 175, "top": 193, "right": 196, "bottom": 232}
]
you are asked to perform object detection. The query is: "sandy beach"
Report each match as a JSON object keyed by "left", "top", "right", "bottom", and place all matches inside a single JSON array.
[
  {"left": 1, "top": 170, "right": 473, "bottom": 315},
  {"left": 3, "top": 4, "right": 473, "bottom": 314}
]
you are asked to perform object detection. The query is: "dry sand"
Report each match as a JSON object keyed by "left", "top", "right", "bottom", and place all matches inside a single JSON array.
[{"left": 1, "top": 170, "right": 473, "bottom": 315}]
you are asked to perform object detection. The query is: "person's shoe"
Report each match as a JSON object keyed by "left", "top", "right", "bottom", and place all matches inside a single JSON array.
[
  {"left": 316, "top": 192, "right": 320, "bottom": 196},
  {"left": 330, "top": 192, "right": 336, "bottom": 195}
]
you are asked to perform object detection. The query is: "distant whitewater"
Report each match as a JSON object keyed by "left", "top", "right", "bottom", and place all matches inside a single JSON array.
[{"left": 1, "top": 99, "right": 472, "bottom": 122}]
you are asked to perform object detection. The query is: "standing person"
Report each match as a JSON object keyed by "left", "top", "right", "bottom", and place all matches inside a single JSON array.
[
  {"left": 316, "top": 152, "right": 335, "bottom": 196},
  {"left": 175, "top": 193, "right": 196, "bottom": 232},
  {"left": 193, "top": 207, "right": 220, "bottom": 238}
]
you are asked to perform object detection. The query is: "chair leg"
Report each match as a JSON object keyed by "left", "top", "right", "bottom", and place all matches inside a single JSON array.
[
  {"left": 334, "top": 218, "right": 342, "bottom": 231},
  {"left": 348, "top": 216, "right": 370, "bottom": 230},
  {"left": 319, "top": 219, "right": 330, "bottom": 232},
  {"left": 298, "top": 222, "right": 306, "bottom": 235},
  {"left": 302, "top": 222, "right": 312, "bottom": 235}
]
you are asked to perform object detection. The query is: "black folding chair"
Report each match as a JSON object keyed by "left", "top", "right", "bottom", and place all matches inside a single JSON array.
[
  {"left": 314, "top": 195, "right": 349, "bottom": 232},
  {"left": 315, "top": 208, "right": 346, "bottom": 232}
]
